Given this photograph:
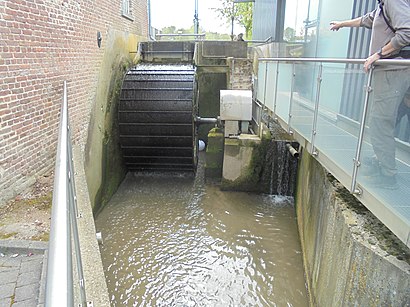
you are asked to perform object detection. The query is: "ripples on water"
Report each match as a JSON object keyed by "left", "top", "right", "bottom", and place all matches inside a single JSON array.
[{"left": 95, "top": 166, "right": 308, "bottom": 306}]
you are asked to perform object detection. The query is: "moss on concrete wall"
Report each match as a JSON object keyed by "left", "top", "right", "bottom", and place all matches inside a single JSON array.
[
  {"left": 221, "top": 131, "right": 270, "bottom": 192},
  {"left": 296, "top": 150, "right": 410, "bottom": 306},
  {"left": 196, "top": 69, "right": 227, "bottom": 142},
  {"left": 85, "top": 29, "right": 145, "bottom": 213}
]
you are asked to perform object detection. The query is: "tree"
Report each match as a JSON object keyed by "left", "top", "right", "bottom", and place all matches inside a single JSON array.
[
  {"left": 284, "top": 27, "right": 296, "bottom": 42},
  {"left": 213, "top": 0, "right": 253, "bottom": 40}
]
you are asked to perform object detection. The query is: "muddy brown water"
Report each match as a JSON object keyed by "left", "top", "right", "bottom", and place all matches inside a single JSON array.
[{"left": 95, "top": 158, "right": 308, "bottom": 306}]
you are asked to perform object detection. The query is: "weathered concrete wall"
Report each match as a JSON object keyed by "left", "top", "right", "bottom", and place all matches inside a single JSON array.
[
  {"left": 205, "top": 128, "right": 224, "bottom": 178},
  {"left": 84, "top": 29, "right": 144, "bottom": 212},
  {"left": 196, "top": 69, "right": 227, "bottom": 142},
  {"left": 296, "top": 149, "right": 410, "bottom": 306}
]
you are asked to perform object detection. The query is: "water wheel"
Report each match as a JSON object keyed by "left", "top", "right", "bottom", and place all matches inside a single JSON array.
[{"left": 119, "top": 64, "right": 197, "bottom": 171}]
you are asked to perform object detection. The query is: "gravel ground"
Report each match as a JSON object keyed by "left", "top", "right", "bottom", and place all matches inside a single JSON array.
[{"left": 0, "top": 173, "right": 53, "bottom": 242}]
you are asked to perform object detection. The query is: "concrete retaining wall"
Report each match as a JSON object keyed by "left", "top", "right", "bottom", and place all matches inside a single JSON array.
[{"left": 296, "top": 149, "right": 410, "bottom": 306}]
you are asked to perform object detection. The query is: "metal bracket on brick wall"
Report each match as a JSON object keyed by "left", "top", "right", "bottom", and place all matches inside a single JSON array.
[{"left": 97, "top": 32, "right": 102, "bottom": 48}]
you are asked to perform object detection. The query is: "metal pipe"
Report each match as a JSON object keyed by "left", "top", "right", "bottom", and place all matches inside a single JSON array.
[
  {"left": 350, "top": 67, "right": 374, "bottom": 194},
  {"left": 287, "top": 63, "right": 296, "bottom": 135},
  {"left": 45, "top": 81, "right": 73, "bottom": 307},
  {"left": 311, "top": 63, "right": 323, "bottom": 156},
  {"left": 195, "top": 116, "right": 219, "bottom": 125},
  {"left": 194, "top": 0, "right": 199, "bottom": 35},
  {"left": 155, "top": 33, "right": 206, "bottom": 39},
  {"left": 286, "top": 143, "right": 299, "bottom": 158},
  {"left": 259, "top": 57, "right": 410, "bottom": 66}
]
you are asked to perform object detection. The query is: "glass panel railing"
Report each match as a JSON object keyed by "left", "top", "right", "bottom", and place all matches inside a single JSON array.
[
  {"left": 357, "top": 66, "right": 410, "bottom": 215},
  {"left": 290, "top": 62, "right": 319, "bottom": 141},
  {"left": 257, "top": 58, "right": 410, "bottom": 248},
  {"left": 276, "top": 62, "right": 293, "bottom": 124},
  {"left": 257, "top": 61, "right": 267, "bottom": 105},
  {"left": 314, "top": 63, "right": 363, "bottom": 172},
  {"left": 264, "top": 61, "right": 278, "bottom": 112}
]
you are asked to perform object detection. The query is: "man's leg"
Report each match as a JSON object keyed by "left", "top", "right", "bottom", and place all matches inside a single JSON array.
[{"left": 369, "top": 69, "right": 409, "bottom": 179}]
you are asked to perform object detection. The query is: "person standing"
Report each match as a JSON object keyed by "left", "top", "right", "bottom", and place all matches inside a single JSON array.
[{"left": 330, "top": 0, "right": 410, "bottom": 189}]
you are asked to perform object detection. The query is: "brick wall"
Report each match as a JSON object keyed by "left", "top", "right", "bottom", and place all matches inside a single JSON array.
[{"left": 0, "top": 0, "right": 148, "bottom": 204}]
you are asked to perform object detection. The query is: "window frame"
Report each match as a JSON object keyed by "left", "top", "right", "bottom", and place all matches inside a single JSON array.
[{"left": 122, "top": 0, "right": 134, "bottom": 21}]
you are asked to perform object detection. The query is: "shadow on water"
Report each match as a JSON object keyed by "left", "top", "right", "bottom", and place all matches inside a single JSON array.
[{"left": 95, "top": 154, "right": 308, "bottom": 306}]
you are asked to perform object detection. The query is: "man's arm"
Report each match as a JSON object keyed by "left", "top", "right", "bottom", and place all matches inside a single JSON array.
[{"left": 330, "top": 17, "right": 362, "bottom": 31}]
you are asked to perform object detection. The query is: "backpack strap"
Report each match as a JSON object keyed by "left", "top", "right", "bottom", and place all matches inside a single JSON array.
[{"left": 378, "top": 0, "right": 396, "bottom": 32}]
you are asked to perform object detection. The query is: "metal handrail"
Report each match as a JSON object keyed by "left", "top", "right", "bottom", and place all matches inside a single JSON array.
[
  {"left": 259, "top": 57, "right": 410, "bottom": 66},
  {"left": 155, "top": 33, "right": 206, "bottom": 40},
  {"left": 45, "top": 81, "right": 88, "bottom": 306}
]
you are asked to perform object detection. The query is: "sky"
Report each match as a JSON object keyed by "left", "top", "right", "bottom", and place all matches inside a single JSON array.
[{"left": 150, "top": 0, "right": 242, "bottom": 34}]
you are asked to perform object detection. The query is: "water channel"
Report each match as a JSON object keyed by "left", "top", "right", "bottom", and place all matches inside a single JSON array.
[{"left": 95, "top": 155, "right": 309, "bottom": 306}]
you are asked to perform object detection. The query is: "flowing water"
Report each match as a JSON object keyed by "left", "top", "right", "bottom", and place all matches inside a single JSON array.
[{"left": 95, "top": 157, "right": 308, "bottom": 306}]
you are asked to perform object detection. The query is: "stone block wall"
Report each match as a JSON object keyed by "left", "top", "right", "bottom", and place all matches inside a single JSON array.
[
  {"left": 227, "top": 57, "right": 252, "bottom": 90},
  {"left": 0, "top": 0, "right": 148, "bottom": 204}
]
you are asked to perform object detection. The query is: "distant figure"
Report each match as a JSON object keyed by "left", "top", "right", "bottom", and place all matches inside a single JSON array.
[{"left": 236, "top": 33, "right": 245, "bottom": 41}]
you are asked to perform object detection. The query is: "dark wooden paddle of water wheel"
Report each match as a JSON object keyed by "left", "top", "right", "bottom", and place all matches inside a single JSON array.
[{"left": 119, "top": 64, "right": 197, "bottom": 171}]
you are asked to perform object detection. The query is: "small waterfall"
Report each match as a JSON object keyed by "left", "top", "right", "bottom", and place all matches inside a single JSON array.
[{"left": 262, "top": 140, "right": 298, "bottom": 197}]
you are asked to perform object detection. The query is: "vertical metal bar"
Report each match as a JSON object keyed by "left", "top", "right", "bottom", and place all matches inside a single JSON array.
[
  {"left": 273, "top": 61, "right": 280, "bottom": 118},
  {"left": 252, "top": 70, "right": 259, "bottom": 130},
  {"left": 311, "top": 63, "right": 323, "bottom": 155},
  {"left": 45, "top": 81, "right": 73, "bottom": 307},
  {"left": 262, "top": 61, "right": 269, "bottom": 118},
  {"left": 351, "top": 67, "right": 374, "bottom": 194},
  {"left": 67, "top": 132, "right": 87, "bottom": 306},
  {"left": 288, "top": 63, "right": 296, "bottom": 133},
  {"left": 258, "top": 61, "right": 268, "bottom": 135}
]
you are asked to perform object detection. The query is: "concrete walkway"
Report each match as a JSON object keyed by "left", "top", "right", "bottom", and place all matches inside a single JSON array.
[{"left": 0, "top": 240, "right": 47, "bottom": 307}]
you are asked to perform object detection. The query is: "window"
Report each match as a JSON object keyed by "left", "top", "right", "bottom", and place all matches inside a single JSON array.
[{"left": 122, "top": 0, "right": 134, "bottom": 20}]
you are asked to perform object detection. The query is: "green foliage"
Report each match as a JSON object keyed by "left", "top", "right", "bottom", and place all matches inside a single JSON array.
[
  {"left": 158, "top": 25, "right": 231, "bottom": 41},
  {"left": 212, "top": 0, "right": 253, "bottom": 39},
  {"left": 284, "top": 27, "right": 296, "bottom": 42}
]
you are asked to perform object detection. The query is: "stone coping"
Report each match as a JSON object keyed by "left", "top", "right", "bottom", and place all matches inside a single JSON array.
[{"left": 0, "top": 239, "right": 48, "bottom": 254}]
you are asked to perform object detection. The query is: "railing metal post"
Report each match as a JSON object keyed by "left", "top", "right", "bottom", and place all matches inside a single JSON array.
[
  {"left": 259, "top": 61, "right": 268, "bottom": 135},
  {"left": 350, "top": 67, "right": 374, "bottom": 194},
  {"left": 288, "top": 63, "right": 296, "bottom": 134},
  {"left": 45, "top": 81, "right": 73, "bottom": 307},
  {"left": 273, "top": 61, "right": 280, "bottom": 119},
  {"left": 311, "top": 63, "right": 323, "bottom": 156}
]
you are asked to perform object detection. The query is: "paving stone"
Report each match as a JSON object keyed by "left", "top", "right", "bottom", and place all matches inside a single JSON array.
[
  {"left": 0, "top": 257, "right": 21, "bottom": 268},
  {"left": 12, "top": 298, "right": 37, "bottom": 307},
  {"left": 20, "top": 259, "right": 42, "bottom": 274},
  {"left": 0, "top": 270, "right": 19, "bottom": 286},
  {"left": 0, "top": 241, "right": 47, "bottom": 307},
  {"left": 0, "top": 283, "right": 14, "bottom": 299},
  {"left": 14, "top": 283, "right": 38, "bottom": 303},
  {"left": 17, "top": 270, "right": 41, "bottom": 287},
  {"left": 0, "top": 266, "right": 19, "bottom": 273},
  {"left": 20, "top": 254, "right": 43, "bottom": 263},
  {"left": 0, "top": 297, "right": 12, "bottom": 307}
]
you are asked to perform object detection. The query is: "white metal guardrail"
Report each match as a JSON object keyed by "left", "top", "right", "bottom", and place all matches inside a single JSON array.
[
  {"left": 255, "top": 58, "right": 410, "bottom": 248},
  {"left": 45, "top": 81, "right": 90, "bottom": 306}
]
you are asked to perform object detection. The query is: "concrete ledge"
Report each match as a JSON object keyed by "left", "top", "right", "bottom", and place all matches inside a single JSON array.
[
  {"left": 73, "top": 145, "right": 110, "bottom": 307},
  {"left": 296, "top": 151, "right": 410, "bottom": 306}
]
